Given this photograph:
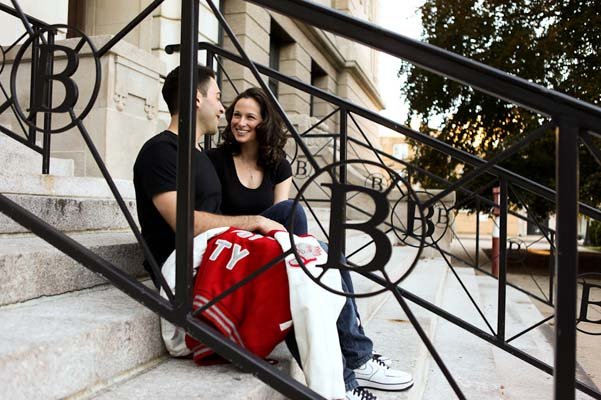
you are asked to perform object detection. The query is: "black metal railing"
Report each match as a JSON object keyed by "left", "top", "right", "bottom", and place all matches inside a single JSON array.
[
  {"left": 177, "top": 38, "right": 601, "bottom": 398},
  {"left": 0, "top": 0, "right": 600, "bottom": 399},
  {"left": 0, "top": 3, "right": 56, "bottom": 173}
]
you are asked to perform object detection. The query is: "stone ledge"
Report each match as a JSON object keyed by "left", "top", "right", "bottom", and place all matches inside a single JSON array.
[
  {"left": 0, "top": 231, "right": 144, "bottom": 306},
  {"left": 0, "top": 193, "right": 137, "bottom": 234},
  {"left": 0, "top": 136, "right": 74, "bottom": 177},
  {"left": 90, "top": 345, "right": 292, "bottom": 400},
  {"left": 0, "top": 172, "right": 135, "bottom": 199},
  {"left": 0, "top": 284, "right": 163, "bottom": 400}
]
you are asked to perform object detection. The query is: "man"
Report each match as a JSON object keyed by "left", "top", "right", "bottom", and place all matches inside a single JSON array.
[{"left": 133, "top": 66, "right": 413, "bottom": 400}]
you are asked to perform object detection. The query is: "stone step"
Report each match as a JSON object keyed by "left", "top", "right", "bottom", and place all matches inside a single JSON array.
[
  {"left": 0, "top": 231, "right": 145, "bottom": 306},
  {"left": 476, "top": 275, "right": 598, "bottom": 400},
  {"left": 358, "top": 257, "right": 450, "bottom": 400},
  {"left": 92, "top": 242, "right": 436, "bottom": 400},
  {"left": 0, "top": 193, "right": 136, "bottom": 234},
  {"left": 353, "top": 242, "right": 423, "bottom": 320},
  {"left": 418, "top": 267, "right": 501, "bottom": 400},
  {"left": 0, "top": 135, "right": 74, "bottom": 177},
  {"left": 478, "top": 274, "right": 556, "bottom": 400},
  {"left": 405, "top": 267, "right": 599, "bottom": 400},
  {"left": 0, "top": 284, "right": 163, "bottom": 400},
  {"left": 304, "top": 206, "right": 331, "bottom": 242},
  {"left": 88, "top": 344, "right": 292, "bottom": 400},
  {"left": 0, "top": 170, "right": 135, "bottom": 199}
]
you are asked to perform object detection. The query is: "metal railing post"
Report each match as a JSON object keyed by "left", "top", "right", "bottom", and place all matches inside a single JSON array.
[
  {"left": 548, "top": 231, "right": 555, "bottom": 305},
  {"left": 497, "top": 178, "right": 508, "bottom": 342},
  {"left": 41, "top": 29, "right": 54, "bottom": 174},
  {"left": 339, "top": 107, "right": 347, "bottom": 253},
  {"left": 174, "top": 0, "right": 199, "bottom": 315},
  {"left": 554, "top": 118, "right": 579, "bottom": 400},
  {"left": 28, "top": 26, "right": 39, "bottom": 149},
  {"left": 204, "top": 49, "right": 214, "bottom": 151},
  {"left": 475, "top": 197, "right": 480, "bottom": 267}
]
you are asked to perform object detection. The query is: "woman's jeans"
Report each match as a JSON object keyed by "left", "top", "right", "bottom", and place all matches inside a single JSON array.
[
  {"left": 261, "top": 200, "right": 308, "bottom": 235},
  {"left": 261, "top": 200, "right": 373, "bottom": 390}
]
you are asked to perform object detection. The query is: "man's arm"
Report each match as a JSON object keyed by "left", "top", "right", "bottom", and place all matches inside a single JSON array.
[{"left": 153, "top": 191, "right": 284, "bottom": 235}]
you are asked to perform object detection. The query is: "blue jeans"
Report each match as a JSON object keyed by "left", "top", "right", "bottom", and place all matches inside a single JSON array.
[
  {"left": 337, "top": 269, "right": 374, "bottom": 390},
  {"left": 261, "top": 200, "right": 308, "bottom": 235},
  {"left": 262, "top": 201, "right": 373, "bottom": 390}
]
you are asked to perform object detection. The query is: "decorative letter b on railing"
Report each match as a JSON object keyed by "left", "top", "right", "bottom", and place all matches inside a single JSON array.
[
  {"left": 578, "top": 277, "right": 601, "bottom": 335},
  {"left": 323, "top": 182, "right": 392, "bottom": 272},
  {"left": 33, "top": 43, "right": 79, "bottom": 113},
  {"left": 392, "top": 190, "right": 452, "bottom": 248},
  {"left": 10, "top": 24, "right": 101, "bottom": 134},
  {"left": 290, "top": 160, "right": 425, "bottom": 296}
]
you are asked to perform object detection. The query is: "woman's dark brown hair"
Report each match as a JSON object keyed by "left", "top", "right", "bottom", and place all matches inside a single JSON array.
[{"left": 220, "top": 87, "right": 286, "bottom": 170}]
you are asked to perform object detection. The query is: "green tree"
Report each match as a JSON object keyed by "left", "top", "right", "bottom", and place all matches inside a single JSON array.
[{"left": 400, "top": 0, "right": 601, "bottom": 218}]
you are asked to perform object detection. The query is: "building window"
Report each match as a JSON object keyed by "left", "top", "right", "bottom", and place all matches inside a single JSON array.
[
  {"left": 393, "top": 143, "right": 409, "bottom": 160},
  {"left": 269, "top": 39, "right": 280, "bottom": 97},
  {"left": 269, "top": 19, "right": 293, "bottom": 98},
  {"left": 310, "top": 60, "right": 327, "bottom": 117},
  {"left": 67, "top": 0, "right": 86, "bottom": 38}
]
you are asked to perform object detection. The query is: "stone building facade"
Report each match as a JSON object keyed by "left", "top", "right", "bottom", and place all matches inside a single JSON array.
[{"left": 0, "top": 0, "right": 385, "bottom": 180}]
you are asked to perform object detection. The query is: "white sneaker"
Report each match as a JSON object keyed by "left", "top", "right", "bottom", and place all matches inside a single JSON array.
[
  {"left": 346, "top": 387, "right": 378, "bottom": 400},
  {"left": 371, "top": 350, "right": 392, "bottom": 367},
  {"left": 354, "top": 356, "right": 414, "bottom": 391}
]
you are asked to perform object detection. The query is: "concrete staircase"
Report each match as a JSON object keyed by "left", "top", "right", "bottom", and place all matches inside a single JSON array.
[
  {"left": 1, "top": 139, "right": 596, "bottom": 400},
  {"left": 88, "top": 229, "right": 420, "bottom": 400},
  {"left": 393, "top": 264, "right": 599, "bottom": 400},
  {"left": 0, "top": 136, "right": 160, "bottom": 399},
  {"left": 311, "top": 208, "right": 598, "bottom": 400},
  {"left": 0, "top": 142, "right": 330, "bottom": 400}
]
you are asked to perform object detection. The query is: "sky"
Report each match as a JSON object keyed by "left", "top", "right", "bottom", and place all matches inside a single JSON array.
[{"left": 377, "top": 0, "right": 425, "bottom": 133}]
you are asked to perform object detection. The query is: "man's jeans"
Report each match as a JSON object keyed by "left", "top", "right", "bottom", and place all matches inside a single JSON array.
[{"left": 262, "top": 200, "right": 373, "bottom": 390}]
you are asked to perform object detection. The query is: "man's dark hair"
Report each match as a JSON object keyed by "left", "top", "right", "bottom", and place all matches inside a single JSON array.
[{"left": 162, "top": 65, "right": 216, "bottom": 115}]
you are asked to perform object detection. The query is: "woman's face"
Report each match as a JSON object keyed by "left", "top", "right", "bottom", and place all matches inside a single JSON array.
[{"left": 230, "top": 97, "right": 263, "bottom": 146}]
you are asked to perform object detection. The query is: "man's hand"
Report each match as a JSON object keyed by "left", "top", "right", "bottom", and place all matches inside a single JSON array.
[{"left": 252, "top": 215, "right": 285, "bottom": 235}]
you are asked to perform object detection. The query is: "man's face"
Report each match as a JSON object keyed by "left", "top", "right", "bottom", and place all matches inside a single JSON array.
[{"left": 196, "top": 78, "right": 225, "bottom": 136}]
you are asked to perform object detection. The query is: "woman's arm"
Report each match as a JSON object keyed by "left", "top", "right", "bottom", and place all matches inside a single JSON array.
[{"left": 273, "top": 176, "right": 292, "bottom": 204}]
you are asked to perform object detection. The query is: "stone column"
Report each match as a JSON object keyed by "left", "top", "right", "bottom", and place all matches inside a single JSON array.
[
  {"left": 80, "top": 0, "right": 153, "bottom": 52},
  {"left": 79, "top": 0, "right": 221, "bottom": 121},
  {"left": 278, "top": 42, "right": 311, "bottom": 116},
  {"left": 311, "top": 74, "right": 337, "bottom": 120},
  {"left": 221, "top": 0, "right": 270, "bottom": 106}
]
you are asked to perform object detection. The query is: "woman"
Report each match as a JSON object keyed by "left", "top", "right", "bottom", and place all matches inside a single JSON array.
[
  {"left": 207, "top": 87, "right": 306, "bottom": 233},
  {"left": 209, "top": 88, "right": 402, "bottom": 400}
]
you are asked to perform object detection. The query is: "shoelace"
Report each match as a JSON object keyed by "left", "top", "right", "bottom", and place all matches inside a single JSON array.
[
  {"left": 371, "top": 354, "right": 388, "bottom": 369},
  {"left": 351, "top": 387, "right": 377, "bottom": 400}
]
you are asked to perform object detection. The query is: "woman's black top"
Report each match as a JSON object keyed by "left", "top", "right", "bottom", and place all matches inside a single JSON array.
[{"left": 207, "top": 146, "right": 292, "bottom": 215}]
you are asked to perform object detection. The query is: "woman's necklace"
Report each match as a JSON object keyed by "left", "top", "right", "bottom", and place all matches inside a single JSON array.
[
  {"left": 242, "top": 159, "right": 254, "bottom": 181},
  {"left": 248, "top": 166, "right": 255, "bottom": 183},
  {"left": 236, "top": 156, "right": 259, "bottom": 186}
]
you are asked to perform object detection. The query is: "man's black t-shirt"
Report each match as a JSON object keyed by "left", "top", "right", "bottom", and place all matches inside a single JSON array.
[
  {"left": 133, "top": 131, "right": 221, "bottom": 276},
  {"left": 207, "top": 146, "right": 291, "bottom": 216}
]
